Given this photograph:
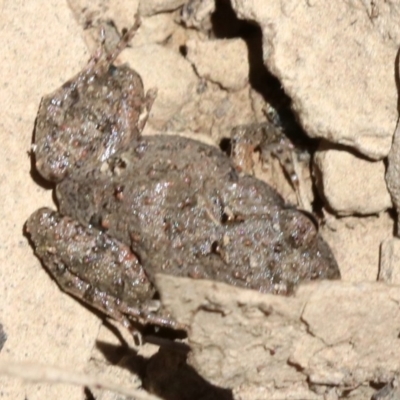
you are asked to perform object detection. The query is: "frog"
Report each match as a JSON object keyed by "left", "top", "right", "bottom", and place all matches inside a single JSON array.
[{"left": 25, "top": 16, "right": 340, "bottom": 333}]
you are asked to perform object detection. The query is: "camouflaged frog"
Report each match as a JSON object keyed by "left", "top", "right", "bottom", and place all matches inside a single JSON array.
[{"left": 26, "top": 17, "right": 340, "bottom": 331}]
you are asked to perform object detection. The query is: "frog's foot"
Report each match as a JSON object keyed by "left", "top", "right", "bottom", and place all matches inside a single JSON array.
[
  {"left": 25, "top": 208, "right": 181, "bottom": 334},
  {"left": 230, "top": 122, "right": 300, "bottom": 202},
  {"left": 88, "top": 14, "right": 141, "bottom": 75}
]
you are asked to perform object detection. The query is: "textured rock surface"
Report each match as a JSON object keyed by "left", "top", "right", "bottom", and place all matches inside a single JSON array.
[
  {"left": 186, "top": 38, "right": 249, "bottom": 91},
  {"left": 321, "top": 213, "right": 393, "bottom": 282},
  {"left": 158, "top": 274, "right": 400, "bottom": 399},
  {"left": 231, "top": 0, "right": 399, "bottom": 160},
  {"left": 121, "top": 44, "right": 198, "bottom": 130},
  {"left": 380, "top": 237, "right": 400, "bottom": 284},
  {"left": 314, "top": 147, "right": 391, "bottom": 215},
  {"left": 139, "top": 0, "right": 187, "bottom": 16}
]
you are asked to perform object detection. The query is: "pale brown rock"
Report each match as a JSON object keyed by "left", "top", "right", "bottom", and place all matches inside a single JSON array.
[
  {"left": 156, "top": 274, "right": 310, "bottom": 395},
  {"left": 379, "top": 238, "right": 400, "bottom": 284},
  {"left": 186, "top": 39, "right": 249, "bottom": 91},
  {"left": 314, "top": 147, "right": 391, "bottom": 215},
  {"left": 231, "top": 0, "right": 399, "bottom": 159},
  {"left": 299, "top": 282, "right": 400, "bottom": 386},
  {"left": 321, "top": 213, "right": 393, "bottom": 282},
  {"left": 139, "top": 0, "right": 186, "bottom": 16},
  {"left": 131, "top": 14, "right": 176, "bottom": 46},
  {"left": 120, "top": 44, "right": 198, "bottom": 130},
  {"left": 88, "top": 361, "right": 143, "bottom": 400},
  {"left": 157, "top": 275, "right": 400, "bottom": 399},
  {"left": 169, "top": 83, "right": 256, "bottom": 144}
]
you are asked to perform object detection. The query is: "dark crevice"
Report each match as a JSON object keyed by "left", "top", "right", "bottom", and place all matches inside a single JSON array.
[
  {"left": 83, "top": 387, "right": 96, "bottom": 400},
  {"left": 370, "top": 380, "right": 389, "bottom": 391},
  {"left": 210, "top": 0, "right": 316, "bottom": 150},
  {"left": 95, "top": 341, "right": 234, "bottom": 400},
  {"left": 140, "top": 324, "right": 187, "bottom": 341}
]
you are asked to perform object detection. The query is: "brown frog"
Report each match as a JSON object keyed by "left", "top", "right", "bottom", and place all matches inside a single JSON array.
[{"left": 26, "top": 17, "right": 340, "bottom": 332}]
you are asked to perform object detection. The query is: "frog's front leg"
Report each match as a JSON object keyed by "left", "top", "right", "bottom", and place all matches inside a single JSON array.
[
  {"left": 231, "top": 122, "right": 298, "bottom": 187},
  {"left": 230, "top": 122, "right": 303, "bottom": 205},
  {"left": 25, "top": 208, "right": 180, "bottom": 332},
  {"left": 91, "top": 15, "right": 157, "bottom": 134}
]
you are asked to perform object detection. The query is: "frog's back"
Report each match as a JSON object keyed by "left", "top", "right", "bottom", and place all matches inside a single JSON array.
[{"left": 57, "top": 134, "right": 340, "bottom": 294}]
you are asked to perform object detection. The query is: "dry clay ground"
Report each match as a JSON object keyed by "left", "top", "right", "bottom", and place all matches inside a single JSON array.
[{"left": 2, "top": 1, "right": 400, "bottom": 399}]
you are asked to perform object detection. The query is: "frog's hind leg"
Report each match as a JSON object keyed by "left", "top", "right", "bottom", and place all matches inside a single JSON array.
[
  {"left": 105, "top": 14, "right": 141, "bottom": 65},
  {"left": 87, "top": 14, "right": 142, "bottom": 76},
  {"left": 25, "top": 208, "right": 180, "bottom": 338}
]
